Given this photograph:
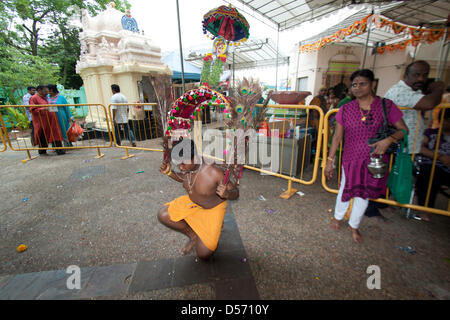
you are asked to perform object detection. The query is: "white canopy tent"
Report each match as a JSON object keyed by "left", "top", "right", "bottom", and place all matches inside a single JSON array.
[
  {"left": 185, "top": 37, "right": 290, "bottom": 90},
  {"left": 175, "top": 1, "right": 449, "bottom": 88},
  {"left": 226, "top": 0, "right": 450, "bottom": 82},
  {"left": 232, "top": 0, "right": 449, "bottom": 30}
]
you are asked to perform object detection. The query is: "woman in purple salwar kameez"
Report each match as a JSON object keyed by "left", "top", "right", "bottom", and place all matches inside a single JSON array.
[{"left": 325, "top": 69, "right": 408, "bottom": 243}]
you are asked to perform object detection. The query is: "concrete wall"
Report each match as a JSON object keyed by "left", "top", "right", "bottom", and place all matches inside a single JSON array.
[
  {"left": 291, "top": 49, "right": 318, "bottom": 104},
  {"left": 367, "top": 49, "right": 410, "bottom": 96}
]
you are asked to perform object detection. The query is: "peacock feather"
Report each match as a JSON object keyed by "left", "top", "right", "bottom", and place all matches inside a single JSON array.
[
  {"left": 226, "top": 77, "right": 268, "bottom": 130},
  {"left": 218, "top": 77, "right": 272, "bottom": 187}
]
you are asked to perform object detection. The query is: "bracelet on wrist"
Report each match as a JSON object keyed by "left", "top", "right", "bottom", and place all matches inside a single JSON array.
[
  {"left": 167, "top": 170, "right": 172, "bottom": 176},
  {"left": 327, "top": 157, "right": 335, "bottom": 162}
]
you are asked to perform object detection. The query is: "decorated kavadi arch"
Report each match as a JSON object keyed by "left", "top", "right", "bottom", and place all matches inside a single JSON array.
[
  {"left": 162, "top": 4, "right": 270, "bottom": 187},
  {"left": 165, "top": 88, "right": 229, "bottom": 136}
]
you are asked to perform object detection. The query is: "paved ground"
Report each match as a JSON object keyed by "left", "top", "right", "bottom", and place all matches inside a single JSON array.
[{"left": 0, "top": 143, "right": 449, "bottom": 300}]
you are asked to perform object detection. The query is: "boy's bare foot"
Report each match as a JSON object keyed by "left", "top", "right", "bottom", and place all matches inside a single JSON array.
[
  {"left": 348, "top": 226, "right": 363, "bottom": 243},
  {"left": 181, "top": 236, "right": 197, "bottom": 255},
  {"left": 330, "top": 217, "right": 341, "bottom": 230}
]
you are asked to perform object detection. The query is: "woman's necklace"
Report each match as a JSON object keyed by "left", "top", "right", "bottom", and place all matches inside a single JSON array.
[
  {"left": 359, "top": 107, "right": 371, "bottom": 122},
  {"left": 48, "top": 94, "right": 58, "bottom": 104},
  {"left": 359, "top": 97, "right": 373, "bottom": 122}
]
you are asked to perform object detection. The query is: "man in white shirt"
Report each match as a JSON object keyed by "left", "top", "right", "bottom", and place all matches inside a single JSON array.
[
  {"left": 384, "top": 61, "right": 444, "bottom": 221},
  {"left": 22, "top": 86, "right": 36, "bottom": 145},
  {"left": 384, "top": 60, "right": 444, "bottom": 154},
  {"left": 111, "top": 84, "right": 136, "bottom": 147}
]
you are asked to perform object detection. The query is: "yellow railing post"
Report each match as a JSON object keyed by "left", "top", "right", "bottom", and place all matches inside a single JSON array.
[
  {"left": 22, "top": 149, "right": 37, "bottom": 164},
  {"left": 0, "top": 117, "right": 7, "bottom": 155},
  {"left": 95, "top": 147, "right": 104, "bottom": 159},
  {"left": 121, "top": 147, "right": 135, "bottom": 160},
  {"left": 280, "top": 179, "right": 298, "bottom": 199}
]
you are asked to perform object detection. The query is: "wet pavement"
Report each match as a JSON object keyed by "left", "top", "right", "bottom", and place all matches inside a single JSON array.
[{"left": 0, "top": 145, "right": 449, "bottom": 299}]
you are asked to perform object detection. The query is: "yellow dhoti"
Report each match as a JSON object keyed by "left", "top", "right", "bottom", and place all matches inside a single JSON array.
[{"left": 165, "top": 195, "right": 227, "bottom": 251}]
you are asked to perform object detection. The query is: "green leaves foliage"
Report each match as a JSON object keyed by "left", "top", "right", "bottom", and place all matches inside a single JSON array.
[
  {"left": 0, "top": 0, "right": 130, "bottom": 90},
  {"left": 0, "top": 46, "right": 59, "bottom": 104},
  {"left": 6, "top": 107, "right": 29, "bottom": 129}
]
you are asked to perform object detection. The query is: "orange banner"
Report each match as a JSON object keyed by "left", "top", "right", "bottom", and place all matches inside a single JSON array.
[{"left": 299, "top": 14, "right": 445, "bottom": 54}]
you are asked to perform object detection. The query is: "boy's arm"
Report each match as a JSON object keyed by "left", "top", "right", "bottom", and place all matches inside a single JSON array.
[
  {"left": 224, "top": 182, "right": 239, "bottom": 200},
  {"left": 215, "top": 168, "right": 240, "bottom": 200}
]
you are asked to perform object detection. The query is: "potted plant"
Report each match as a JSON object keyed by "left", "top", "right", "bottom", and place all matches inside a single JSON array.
[{"left": 6, "top": 107, "right": 30, "bottom": 140}]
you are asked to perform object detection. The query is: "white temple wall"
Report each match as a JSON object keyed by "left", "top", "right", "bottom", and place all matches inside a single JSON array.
[
  {"left": 369, "top": 50, "right": 409, "bottom": 96},
  {"left": 76, "top": 4, "right": 172, "bottom": 130},
  {"left": 291, "top": 42, "right": 449, "bottom": 100},
  {"left": 291, "top": 50, "right": 318, "bottom": 104}
]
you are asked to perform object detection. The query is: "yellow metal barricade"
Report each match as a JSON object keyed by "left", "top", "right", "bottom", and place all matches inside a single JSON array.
[
  {"left": 422, "top": 104, "right": 450, "bottom": 212},
  {"left": 0, "top": 119, "right": 6, "bottom": 153},
  {"left": 195, "top": 103, "right": 324, "bottom": 199},
  {"left": 107, "top": 103, "right": 163, "bottom": 159},
  {"left": 322, "top": 104, "right": 450, "bottom": 217},
  {"left": 0, "top": 104, "right": 113, "bottom": 163}
]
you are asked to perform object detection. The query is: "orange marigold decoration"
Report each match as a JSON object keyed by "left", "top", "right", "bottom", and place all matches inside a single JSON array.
[
  {"left": 17, "top": 244, "right": 28, "bottom": 253},
  {"left": 409, "top": 27, "right": 424, "bottom": 40},
  {"left": 391, "top": 21, "right": 407, "bottom": 34},
  {"left": 300, "top": 13, "right": 446, "bottom": 55},
  {"left": 425, "top": 29, "right": 445, "bottom": 43}
]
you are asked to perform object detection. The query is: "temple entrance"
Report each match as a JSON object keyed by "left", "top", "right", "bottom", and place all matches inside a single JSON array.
[
  {"left": 323, "top": 51, "right": 360, "bottom": 89},
  {"left": 134, "top": 77, "right": 162, "bottom": 139}
]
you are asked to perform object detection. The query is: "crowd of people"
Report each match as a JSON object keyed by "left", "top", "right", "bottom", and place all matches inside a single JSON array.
[
  {"left": 21, "top": 83, "right": 138, "bottom": 154},
  {"left": 317, "top": 60, "right": 448, "bottom": 242},
  {"left": 23, "top": 85, "right": 70, "bottom": 155}
]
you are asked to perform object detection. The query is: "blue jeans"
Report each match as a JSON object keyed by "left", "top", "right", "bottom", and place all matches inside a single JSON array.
[{"left": 114, "top": 122, "right": 135, "bottom": 145}]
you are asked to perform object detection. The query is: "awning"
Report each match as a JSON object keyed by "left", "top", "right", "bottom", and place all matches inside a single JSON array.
[
  {"left": 162, "top": 51, "right": 202, "bottom": 81},
  {"left": 299, "top": 10, "right": 447, "bottom": 53},
  {"left": 231, "top": 0, "right": 449, "bottom": 31},
  {"left": 227, "top": 0, "right": 449, "bottom": 81},
  {"left": 185, "top": 37, "right": 289, "bottom": 70}
]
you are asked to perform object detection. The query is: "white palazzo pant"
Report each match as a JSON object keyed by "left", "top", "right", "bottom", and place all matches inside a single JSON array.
[{"left": 334, "top": 167, "right": 369, "bottom": 229}]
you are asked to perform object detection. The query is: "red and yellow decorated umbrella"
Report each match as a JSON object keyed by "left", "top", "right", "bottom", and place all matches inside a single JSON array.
[
  {"left": 202, "top": 4, "right": 250, "bottom": 46},
  {"left": 200, "top": 5, "right": 250, "bottom": 90}
]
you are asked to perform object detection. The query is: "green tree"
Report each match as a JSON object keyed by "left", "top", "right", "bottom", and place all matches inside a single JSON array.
[
  {"left": 40, "top": 17, "right": 83, "bottom": 89},
  {"left": 0, "top": 0, "right": 130, "bottom": 89},
  {"left": 0, "top": 46, "right": 59, "bottom": 105},
  {"left": 2, "top": 0, "right": 129, "bottom": 56}
]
